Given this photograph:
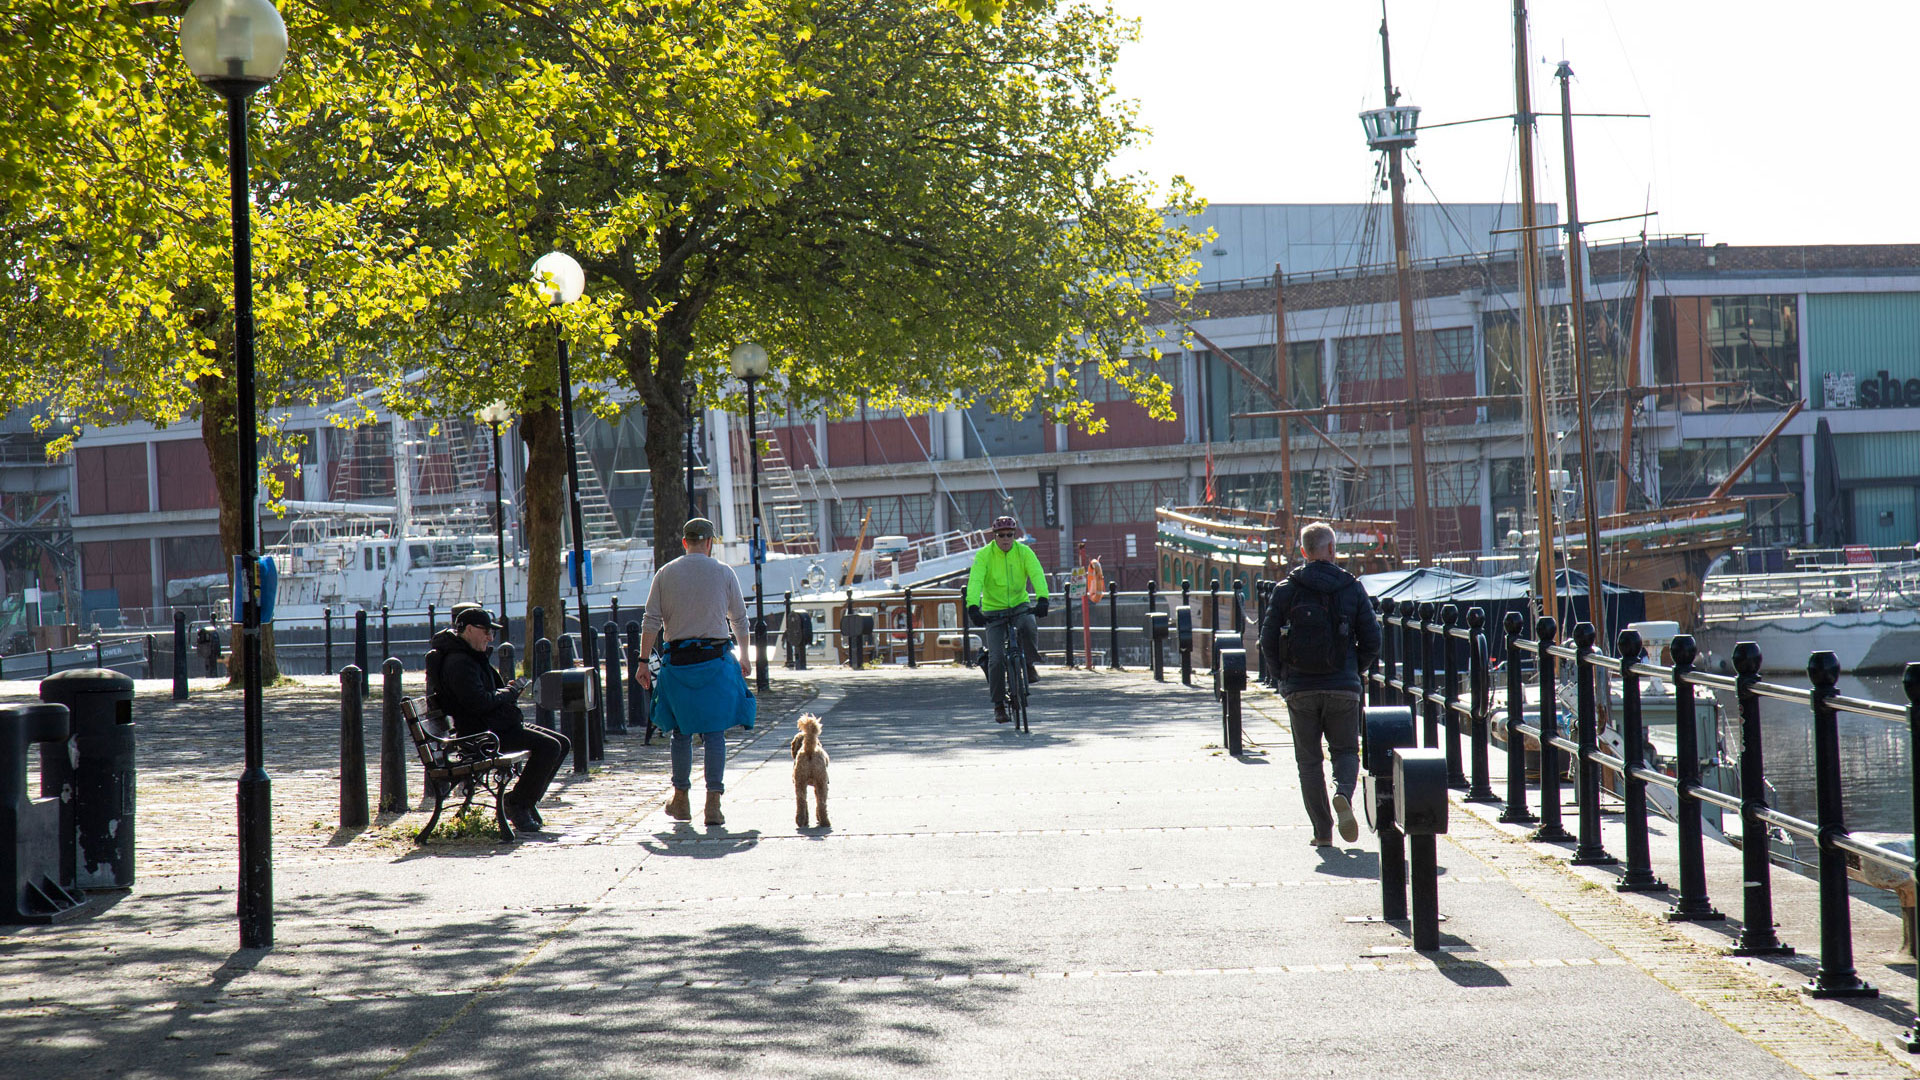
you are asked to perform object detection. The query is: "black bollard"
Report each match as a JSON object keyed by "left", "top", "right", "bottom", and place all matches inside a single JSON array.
[
  {"left": 172, "top": 610, "right": 189, "bottom": 701},
  {"left": 378, "top": 658, "right": 407, "bottom": 814},
  {"left": 1220, "top": 648, "right": 1246, "bottom": 756},
  {"left": 603, "top": 622, "right": 626, "bottom": 735},
  {"left": 145, "top": 634, "right": 156, "bottom": 680},
  {"left": 1569, "top": 622, "right": 1616, "bottom": 866},
  {"left": 1729, "top": 642, "right": 1792, "bottom": 956},
  {"left": 339, "top": 667, "right": 368, "bottom": 829},
  {"left": 533, "top": 637, "right": 556, "bottom": 734},
  {"left": 354, "top": 610, "right": 370, "bottom": 700},
  {"left": 904, "top": 588, "right": 917, "bottom": 669},
  {"left": 1380, "top": 598, "right": 1398, "bottom": 705},
  {"left": 531, "top": 606, "right": 546, "bottom": 651},
  {"left": 1498, "top": 612, "right": 1537, "bottom": 824},
  {"left": 1665, "top": 635, "right": 1722, "bottom": 922},
  {"left": 1441, "top": 605, "right": 1467, "bottom": 789},
  {"left": 1207, "top": 578, "right": 1219, "bottom": 678},
  {"left": 323, "top": 607, "right": 334, "bottom": 676},
  {"left": 496, "top": 641, "right": 517, "bottom": 682},
  {"left": 426, "top": 604, "right": 436, "bottom": 645},
  {"left": 1063, "top": 579, "right": 1075, "bottom": 669},
  {"left": 626, "top": 621, "right": 646, "bottom": 737},
  {"left": 1418, "top": 603, "right": 1438, "bottom": 750},
  {"left": 1614, "top": 629, "right": 1664, "bottom": 891},
  {"left": 380, "top": 605, "right": 391, "bottom": 668},
  {"left": 1176, "top": 605, "right": 1194, "bottom": 686},
  {"left": 1464, "top": 609, "right": 1498, "bottom": 802},
  {"left": 783, "top": 592, "right": 796, "bottom": 669},
  {"left": 1531, "top": 618, "right": 1573, "bottom": 843},
  {"left": 1804, "top": 651, "right": 1875, "bottom": 997}
]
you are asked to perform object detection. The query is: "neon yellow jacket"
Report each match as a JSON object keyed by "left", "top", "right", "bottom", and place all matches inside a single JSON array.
[{"left": 965, "top": 541, "right": 1049, "bottom": 612}]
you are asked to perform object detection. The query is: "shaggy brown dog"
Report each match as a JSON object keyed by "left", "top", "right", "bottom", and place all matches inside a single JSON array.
[{"left": 789, "top": 713, "right": 830, "bottom": 829}]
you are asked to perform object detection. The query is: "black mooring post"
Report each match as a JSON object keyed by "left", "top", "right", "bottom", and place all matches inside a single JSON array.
[
  {"left": 603, "top": 622, "right": 625, "bottom": 735},
  {"left": 379, "top": 658, "right": 407, "bottom": 814},
  {"left": 1615, "top": 629, "right": 1664, "bottom": 891},
  {"left": 323, "top": 607, "right": 334, "bottom": 676},
  {"left": 533, "top": 637, "right": 555, "bottom": 734},
  {"left": 1499, "top": 611, "right": 1537, "bottom": 824},
  {"left": 1441, "top": 605, "right": 1467, "bottom": 788},
  {"left": 1409, "top": 834, "right": 1440, "bottom": 951},
  {"left": 1207, "top": 578, "right": 1219, "bottom": 677},
  {"left": 1379, "top": 808, "right": 1408, "bottom": 921},
  {"left": 904, "top": 588, "right": 917, "bottom": 669},
  {"left": 1569, "top": 622, "right": 1616, "bottom": 866},
  {"left": 1804, "top": 651, "right": 1877, "bottom": 998},
  {"left": 1466, "top": 609, "right": 1499, "bottom": 802},
  {"left": 1400, "top": 603, "right": 1417, "bottom": 712},
  {"left": 531, "top": 605, "right": 546, "bottom": 650},
  {"left": 339, "top": 666, "right": 368, "bottom": 829},
  {"left": 783, "top": 592, "right": 795, "bottom": 669},
  {"left": 1532, "top": 618, "right": 1573, "bottom": 843},
  {"left": 557, "top": 635, "right": 588, "bottom": 774},
  {"left": 380, "top": 605, "right": 391, "bottom": 667},
  {"left": 1379, "top": 598, "right": 1397, "bottom": 704},
  {"left": 145, "top": 633, "right": 156, "bottom": 679},
  {"left": 626, "top": 621, "right": 643, "bottom": 735},
  {"left": 1109, "top": 583, "right": 1122, "bottom": 671},
  {"left": 172, "top": 610, "right": 189, "bottom": 701},
  {"left": 427, "top": 604, "right": 436, "bottom": 644},
  {"left": 354, "top": 609, "right": 370, "bottom": 699},
  {"left": 1902, "top": 664, "right": 1920, "bottom": 1050},
  {"left": 1729, "top": 641, "right": 1792, "bottom": 956},
  {"left": 1665, "top": 635, "right": 1723, "bottom": 921},
  {"left": 1063, "top": 580, "right": 1075, "bottom": 669},
  {"left": 1418, "top": 603, "right": 1439, "bottom": 749},
  {"left": 497, "top": 641, "right": 516, "bottom": 682}
]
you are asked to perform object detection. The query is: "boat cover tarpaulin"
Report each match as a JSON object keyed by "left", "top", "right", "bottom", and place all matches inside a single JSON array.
[{"left": 1355, "top": 567, "right": 1645, "bottom": 654}]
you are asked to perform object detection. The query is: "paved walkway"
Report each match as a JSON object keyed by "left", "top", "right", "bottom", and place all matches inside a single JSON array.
[{"left": 2, "top": 667, "right": 1916, "bottom": 1077}]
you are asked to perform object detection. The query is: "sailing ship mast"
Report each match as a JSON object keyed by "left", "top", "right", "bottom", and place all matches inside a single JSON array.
[
  {"left": 1554, "top": 60, "right": 1608, "bottom": 636},
  {"left": 1512, "top": 0, "right": 1559, "bottom": 620},
  {"left": 1373, "top": 14, "right": 1436, "bottom": 567}
]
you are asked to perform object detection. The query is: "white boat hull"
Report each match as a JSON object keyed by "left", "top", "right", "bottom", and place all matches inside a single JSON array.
[{"left": 1697, "top": 610, "right": 1920, "bottom": 674}]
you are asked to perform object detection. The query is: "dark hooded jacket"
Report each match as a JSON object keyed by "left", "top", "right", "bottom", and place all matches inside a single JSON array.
[
  {"left": 1259, "top": 559, "right": 1381, "bottom": 696},
  {"left": 430, "top": 627, "right": 524, "bottom": 735}
]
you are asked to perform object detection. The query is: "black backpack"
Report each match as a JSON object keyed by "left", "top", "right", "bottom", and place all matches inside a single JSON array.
[{"left": 1277, "top": 579, "right": 1351, "bottom": 676}]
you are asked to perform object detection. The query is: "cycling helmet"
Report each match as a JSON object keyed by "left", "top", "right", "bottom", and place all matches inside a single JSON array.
[{"left": 991, "top": 515, "right": 1019, "bottom": 532}]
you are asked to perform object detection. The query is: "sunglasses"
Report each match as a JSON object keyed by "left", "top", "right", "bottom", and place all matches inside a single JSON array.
[{"left": 995, "top": 531, "right": 1016, "bottom": 537}]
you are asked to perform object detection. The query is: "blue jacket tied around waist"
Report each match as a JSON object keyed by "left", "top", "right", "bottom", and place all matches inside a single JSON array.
[{"left": 650, "top": 642, "right": 756, "bottom": 735}]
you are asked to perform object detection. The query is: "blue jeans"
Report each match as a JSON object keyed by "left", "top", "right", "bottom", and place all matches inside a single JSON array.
[{"left": 670, "top": 730, "right": 728, "bottom": 793}]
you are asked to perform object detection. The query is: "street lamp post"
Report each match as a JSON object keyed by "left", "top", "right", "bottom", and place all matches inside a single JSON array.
[
  {"left": 531, "top": 252, "right": 591, "bottom": 668},
  {"left": 478, "top": 402, "right": 513, "bottom": 618},
  {"left": 180, "top": 0, "right": 288, "bottom": 951},
  {"left": 729, "top": 342, "right": 771, "bottom": 691}
]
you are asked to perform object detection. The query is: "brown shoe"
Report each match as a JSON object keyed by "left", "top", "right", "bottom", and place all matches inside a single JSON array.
[
  {"left": 994, "top": 703, "right": 1010, "bottom": 723},
  {"left": 664, "top": 788, "right": 692, "bottom": 821},
  {"left": 704, "top": 791, "right": 726, "bottom": 826}
]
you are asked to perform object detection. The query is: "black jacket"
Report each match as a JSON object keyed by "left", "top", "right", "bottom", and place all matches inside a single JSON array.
[
  {"left": 1259, "top": 559, "right": 1381, "bottom": 696},
  {"left": 432, "top": 629, "right": 524, "bottom": 735}
]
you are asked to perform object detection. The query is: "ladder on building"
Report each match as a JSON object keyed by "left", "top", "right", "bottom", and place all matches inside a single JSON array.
[
  {"left": 742, "top": 406, "right": 820, "bottom": 554},
  {"left": 568, "top": 460, "right": 626, "bottom": 544}
]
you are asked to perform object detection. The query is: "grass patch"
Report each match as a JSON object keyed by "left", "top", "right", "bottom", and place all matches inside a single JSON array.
[{"left": 412, "top": 807, "right": 506, "bottom": 844}]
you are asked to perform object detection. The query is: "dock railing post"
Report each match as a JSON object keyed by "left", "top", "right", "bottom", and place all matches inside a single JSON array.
[
  {"left": 354, "top": 609, "right": 370, "bottom": 699},
  {"left": 1569, "top": 622, "right": 1616, "bottom": 866},
  {"left": 904, "top": 588, "right": 917, "bottom": 669},
  {"left": 1441, "top": 605, "right": 1466, "bottom": 789},
  {"left": 1804, "top": 650, "right": 1877, "bottom": 998},
  {"left": 172, "top": 610, "right": 190, "bottom": 701},
  {"left": 1730, "top": 641, "right": 1793, "bottom": 956},
  {"left": 1466, "top": 609, "right": 1498, "bottom": 802},
  {"left": 339, "top": 667, "right": 368, "bottom": 828},
  {"left": 322, "top": 607, "right": 333, "bottom": 676},
  {"left": 1379, "top": 599, "right": 1397, "bottom": 707},
  {"left": 1532, "top": 618, "right": 1573, "bottom": 843},
  {"left": 379, "top": 658, "right": 407, "bottom": 814},
  {"left": 1499, "top": 612, "right": 1537, "bottom": 824},
  {"left": 1666, "top": 635, "right": 1723, "bottom": 921},
  {"left": 1615, "top": 628, "right": 1664, "bottom": 891},
  {"left": 1418, "top": 602, "right": 1438, "bottom": 749}
]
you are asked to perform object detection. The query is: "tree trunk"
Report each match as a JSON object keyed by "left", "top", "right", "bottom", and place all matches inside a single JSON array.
[
  {"left": 520, "top": 406, "right": 566, "bottom": 657},
  {"left": 196, "top": 374, "right": 281, "bottom": 683},
  {"left": 642, "top": 383, "right": 693, "bottom": 573}
]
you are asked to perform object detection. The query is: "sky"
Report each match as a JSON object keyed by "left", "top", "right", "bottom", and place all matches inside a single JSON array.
[{"left": 1104, "top": 1, "right": 1920, "bottom": 248}]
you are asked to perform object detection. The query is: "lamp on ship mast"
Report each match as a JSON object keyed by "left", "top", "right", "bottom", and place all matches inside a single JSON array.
[{"left": 1359, "top": 15, "right": 1436, "bottom": 568}]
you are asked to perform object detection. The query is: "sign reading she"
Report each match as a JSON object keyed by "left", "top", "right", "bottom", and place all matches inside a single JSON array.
[{"left": 1851, "top": 370, "right": 1920, "bottom": 409}]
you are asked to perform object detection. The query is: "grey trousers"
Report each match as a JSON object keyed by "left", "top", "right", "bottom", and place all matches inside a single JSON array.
[
  {"left": 983, "top": 610, "right": 1039, "bottom": 708},
  {"left": 1286, "top": 691, "right": 1362, "bottom": 841}
]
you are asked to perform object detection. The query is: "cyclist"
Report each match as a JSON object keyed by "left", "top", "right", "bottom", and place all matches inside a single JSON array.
[{"left": 965, "top": 515, "right": 1051, "bottom": 723}]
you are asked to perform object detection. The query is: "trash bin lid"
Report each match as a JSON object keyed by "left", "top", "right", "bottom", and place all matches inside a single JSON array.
[{"left": 40, "top": 669, "right": 137, "bottom": 700}]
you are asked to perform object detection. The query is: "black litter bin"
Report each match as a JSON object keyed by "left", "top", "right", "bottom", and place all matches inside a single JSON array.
[
  {"left": 40, "top": 669, "right": 137, "bottom": 889},
  {"left": 1, "top": 702, "right": 87, "bottom": 923}
]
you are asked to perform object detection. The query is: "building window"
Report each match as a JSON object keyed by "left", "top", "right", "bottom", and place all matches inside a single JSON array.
[
  {"left": 831, "top": 494, "right": 934, "bottom": 538},
  {"left": 1657, "top": 437, "right": 1802, "bottom": 491},
  {"left": 1483, "top": 300, "right": 1635, "bottom": 422},
  {"left": 952, "top": 489, "right": 1041, "bottom": 534},
  {"left": 1654, "top": 294, "right": 1799, "bottom": 411},
  {"left": 1070, "top": 479, "right": 1186, "bottom": 526}
]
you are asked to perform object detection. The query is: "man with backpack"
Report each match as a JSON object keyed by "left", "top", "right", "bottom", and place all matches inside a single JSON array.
[{"left": 1259, "top": 521, "right": 1381, "bottom": 848}]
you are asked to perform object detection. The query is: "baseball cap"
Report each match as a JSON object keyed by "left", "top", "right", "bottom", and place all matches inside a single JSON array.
[
  {"left": 683, "top": 517, "right": 718, "bottom": 541},
  {"left": 455, "top": 607, "right": 505, "bottom": 632}
]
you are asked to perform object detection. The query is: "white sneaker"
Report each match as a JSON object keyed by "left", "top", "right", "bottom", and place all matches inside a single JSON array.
[{"left": 1332, "top": 793, "right": 1359, "bottom": 843}]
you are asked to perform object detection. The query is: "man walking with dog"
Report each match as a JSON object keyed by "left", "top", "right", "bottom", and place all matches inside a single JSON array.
[
  {"left": 965, "top": 515, "right": 1050, "bottom": 724},
  {"left": 635, "top": 516, "right": 756, "bottom": 826},
  {"left": 1260, "top": 521, "right": 1381, "bottom": 848}
]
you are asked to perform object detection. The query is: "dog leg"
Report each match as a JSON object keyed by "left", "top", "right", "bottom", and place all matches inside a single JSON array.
[
  {"left": 815, "top": 780, "right": 830, "bottom": 829},
  {"left": 795, "top": 781, "right": 809, "bottom": 828}
]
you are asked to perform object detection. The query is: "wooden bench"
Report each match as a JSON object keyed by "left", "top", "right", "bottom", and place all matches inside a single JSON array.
[{"left": 399, "top": 696, "right": 530, "bottom": 842}]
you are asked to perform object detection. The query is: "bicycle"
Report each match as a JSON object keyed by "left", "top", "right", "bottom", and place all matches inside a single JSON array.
[{"left": 983, "top": 604, "right": 1033, "bottom": 732}]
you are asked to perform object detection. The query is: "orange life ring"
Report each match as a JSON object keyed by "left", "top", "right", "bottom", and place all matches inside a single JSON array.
[{"left": 1084, "top": 558, "right": 1107, "bottom": 603}]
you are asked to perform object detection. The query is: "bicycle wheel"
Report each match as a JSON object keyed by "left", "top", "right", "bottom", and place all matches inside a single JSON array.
[{"left": 1008, "top": 647, "right": 1030, "bottom": 732}]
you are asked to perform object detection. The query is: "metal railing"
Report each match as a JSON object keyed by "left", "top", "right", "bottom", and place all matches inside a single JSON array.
[{"left": 1365, "top": 594, "right": 1920, "bottom": 1041}]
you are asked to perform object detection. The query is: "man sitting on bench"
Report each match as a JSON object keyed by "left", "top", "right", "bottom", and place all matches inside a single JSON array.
[{"left": 433, "top": 607, "right": 569, "bottom": 834}]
